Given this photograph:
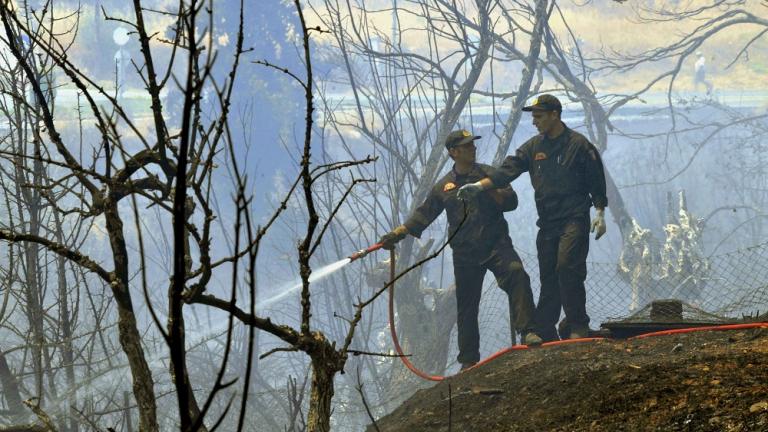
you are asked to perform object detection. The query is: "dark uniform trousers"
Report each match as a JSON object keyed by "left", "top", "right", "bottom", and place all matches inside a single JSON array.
[
  {"left": 454, "top": 236, "right": 535, "bottom": 364},
  {"left": 534, "top": 218, "right": 591, "bottom": 341}
]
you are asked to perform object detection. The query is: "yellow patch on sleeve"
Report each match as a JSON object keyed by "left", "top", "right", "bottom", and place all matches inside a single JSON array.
[{"left": 443, "top": 182, "right": 457, "bottom": 192}]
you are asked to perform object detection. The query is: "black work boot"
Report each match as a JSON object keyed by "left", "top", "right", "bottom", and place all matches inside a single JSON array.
[
  {"left": 523, "top": 332, "right": 543, "bottom": 346},
  {"left": 569, "top": 326, "right": 590, "bottom": 339},
  {"left": 460, "top": 362, "right": 477, "bottom": 371}
]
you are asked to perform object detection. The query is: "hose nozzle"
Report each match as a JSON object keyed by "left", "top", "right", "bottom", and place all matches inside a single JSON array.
[{"left": 349, "top": 243, "right": 383, "bottom": 262}]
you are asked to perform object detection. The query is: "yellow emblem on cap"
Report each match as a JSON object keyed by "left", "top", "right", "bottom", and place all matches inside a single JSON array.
[
  {"left": 531, "top": 97, "right": 539, "bottom": 105},
  {"left": 444, "top": 182, "right": 457, "bottom": 192},
  {"left": 461, "top": 130, "right": 471, "bottom": 137}
]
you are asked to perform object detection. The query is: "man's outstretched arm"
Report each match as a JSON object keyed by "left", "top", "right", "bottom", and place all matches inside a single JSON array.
[
  {"left": 457, "top": 148, "right": 531, "bottom": 200},
  {"left": 378, "top": 186, "right": 445, "bottom": 249},
  {"left": 456, "top": 177, "right": 494, "bottom": 200}
]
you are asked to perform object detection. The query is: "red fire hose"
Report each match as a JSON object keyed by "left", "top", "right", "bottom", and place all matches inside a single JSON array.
[
  {"left": 385, "top": 249, "right": 530, "bottom": 380},
  {"left": 628, "top": 322, "right": 768, "bottom": 340},
  {"left": 388, "top": 249, "right": 446, "bottom": 381}
]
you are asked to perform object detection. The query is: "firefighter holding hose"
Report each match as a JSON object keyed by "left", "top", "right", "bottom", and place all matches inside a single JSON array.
[{"left": 379, "top": 130, "right": 543, "bottom": 371}]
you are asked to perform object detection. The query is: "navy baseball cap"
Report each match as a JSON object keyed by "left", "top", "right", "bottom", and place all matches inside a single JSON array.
[
  {"left": 445, "top": 129, "right": 481, "bottom": 149},
  {"left": 522, "top": 94, "right": 562, "bottom": 112}
]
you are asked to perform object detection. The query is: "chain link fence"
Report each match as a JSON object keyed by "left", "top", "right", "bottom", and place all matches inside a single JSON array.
[{"left": 443, "top": 242, "right": 768, "bottom": 369}]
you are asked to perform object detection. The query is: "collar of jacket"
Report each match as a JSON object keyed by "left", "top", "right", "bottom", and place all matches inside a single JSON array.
[
  {"left": 541, "top": 123, "right": 572, "bottom": 143},
  {"left": 450, "top": 162, "right": 482, "bottom": 179}
]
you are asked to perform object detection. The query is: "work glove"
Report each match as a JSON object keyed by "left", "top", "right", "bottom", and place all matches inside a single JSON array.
[
  {"left": 590, "top": 208, "right": 606, "bottom": 240},
  {"left": 379, "top": 225, "right": 408, "bottom": 250},
  {"left": 456, "top": 181, "right": 485, "bottom": 201}
]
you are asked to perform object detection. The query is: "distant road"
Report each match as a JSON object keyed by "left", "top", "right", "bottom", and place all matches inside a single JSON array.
[{"left": 2, "top": 87, "right": 764, "bottom": 132}]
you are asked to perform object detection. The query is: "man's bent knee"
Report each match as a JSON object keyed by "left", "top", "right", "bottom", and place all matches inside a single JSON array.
[{"left": 499, "top": 262, "right": 529, "bottom": 292}]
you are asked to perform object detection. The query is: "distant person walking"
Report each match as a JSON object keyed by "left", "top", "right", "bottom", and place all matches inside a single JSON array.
[{"left": 694, "top": 52, "right": 713, "bottom": 95}]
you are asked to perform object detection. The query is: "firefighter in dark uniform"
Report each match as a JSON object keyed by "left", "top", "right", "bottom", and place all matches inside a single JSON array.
[
  {"left": 379, "top": 130, "right": 541, "bottom": 371},
  {"left": 457, "top": 95, "right": 608, "bottom": 341}
]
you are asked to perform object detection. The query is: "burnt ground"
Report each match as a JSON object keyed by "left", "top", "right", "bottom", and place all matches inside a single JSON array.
[{"left": 370, "top": 327, "right": 768, "bottom": 432}]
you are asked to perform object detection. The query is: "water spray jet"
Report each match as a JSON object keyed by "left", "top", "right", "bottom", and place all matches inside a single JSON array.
[{"left": 261, "top": 242, "right": 385, "bottom": 309}]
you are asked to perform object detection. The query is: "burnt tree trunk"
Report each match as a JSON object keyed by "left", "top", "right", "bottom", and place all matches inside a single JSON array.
[
  {"left": 54, "top": 221, "right": 78, "bottom": 432},
  {"left": 307, "top": 363, "right": 335, "bottom": 432},
  {"left": 306, "top": 336, "right": 343, "bottom": 432},
  {"left": 11, "top": 80, "right": 46, "bottom": 403},
  {"left": 0, "top": 344, "right": 24, "bottom": 420},
  {"left": 104, "top": 200, "right": 159, "bottom": 432}
]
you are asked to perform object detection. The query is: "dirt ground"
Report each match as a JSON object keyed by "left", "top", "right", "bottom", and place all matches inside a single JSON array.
[{"left": 370, "top": 327, "right": 768, "bottom": 432}]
